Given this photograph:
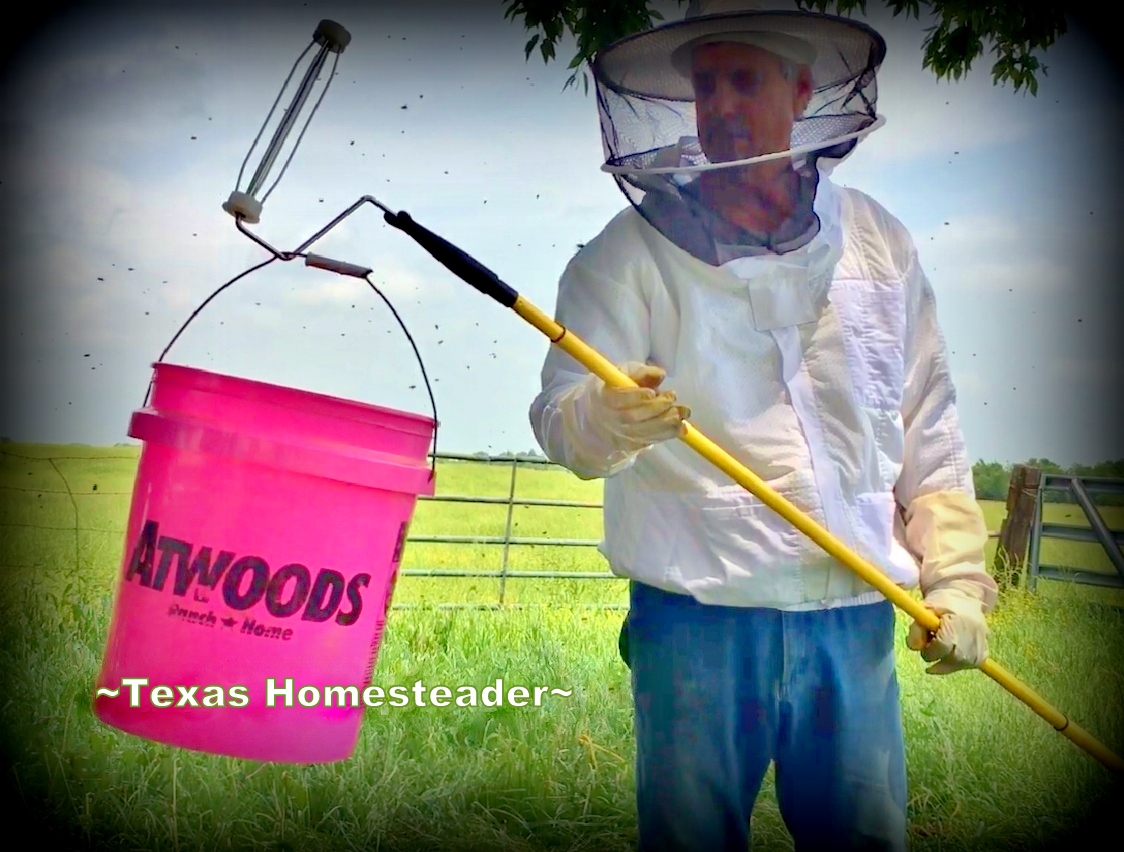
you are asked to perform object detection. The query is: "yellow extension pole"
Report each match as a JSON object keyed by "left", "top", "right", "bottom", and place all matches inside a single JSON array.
[{"left": 511, "top": 294, "right": 1124, "bottom": 775}]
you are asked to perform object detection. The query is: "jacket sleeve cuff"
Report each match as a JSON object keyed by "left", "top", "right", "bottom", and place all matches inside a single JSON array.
[
  {"left": 903, "top": 489, "right": 999, "bottom": 614},
  {"left": 531, "top": 372, "right": 641, "bottom": 480}
]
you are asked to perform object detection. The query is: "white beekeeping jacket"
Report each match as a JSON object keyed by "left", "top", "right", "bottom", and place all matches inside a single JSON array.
[{"left": 530, "top": 171, "right": 991, "bottom": 611}]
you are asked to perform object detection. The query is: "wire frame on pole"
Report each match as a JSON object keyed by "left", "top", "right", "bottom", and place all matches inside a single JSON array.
[{"left": 222, "top": 19, "right": 351, "bottom": 225}]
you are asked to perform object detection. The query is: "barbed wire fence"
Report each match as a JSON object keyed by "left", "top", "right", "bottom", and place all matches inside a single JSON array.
[
  {"left": 2, "top": 446, "right": 1027, "bottom": 612},
  {"left": 0, "top": 446, "right": 628, "bottom": 610}
]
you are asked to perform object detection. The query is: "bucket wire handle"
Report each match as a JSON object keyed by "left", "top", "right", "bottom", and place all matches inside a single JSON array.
[
  {"left": 143, "top": 255, "right": 279, "bottom": 408},
  {"left": 142, "top": 253, "right": 440, "bottom": 481},
  {"left": 360, "top": 272, "right": 439, "bottom": 479}
]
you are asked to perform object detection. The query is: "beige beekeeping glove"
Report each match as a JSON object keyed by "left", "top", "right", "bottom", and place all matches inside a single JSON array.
[
  {"left": 567, "top": 361, "right": 691, "bottom": 454},
  {"left": 903, "top": 491, "right": 999, "bottom": 675}
]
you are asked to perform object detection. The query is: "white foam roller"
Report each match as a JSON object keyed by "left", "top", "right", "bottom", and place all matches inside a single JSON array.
[{"left": 222, "top": 191, "right": 263, "bottom": 224}]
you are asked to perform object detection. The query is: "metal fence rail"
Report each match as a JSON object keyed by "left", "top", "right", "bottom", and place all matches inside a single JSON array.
[
  {"left": 0, "top": 447, "right": 622, "bottom": 608},
  {"left": 405, "top": 451, "right": 614, "bottom": 604}
]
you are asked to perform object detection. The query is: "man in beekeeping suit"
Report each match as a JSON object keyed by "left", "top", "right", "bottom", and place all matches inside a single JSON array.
[{"left": 528, "top": 0, "right": 998, "bottom": 849}]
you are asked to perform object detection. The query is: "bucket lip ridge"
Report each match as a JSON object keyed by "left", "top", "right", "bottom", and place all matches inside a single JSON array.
[
  {"left": 151, "top": 362, "right": 437, "bottom": 432},
  {"left": 129, "top": 408, "right": 437, "bottom": 496}
]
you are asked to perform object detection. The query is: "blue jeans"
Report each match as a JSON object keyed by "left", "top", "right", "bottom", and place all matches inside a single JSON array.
[{"left": 623, "top": 581, "right": 908, "bottom": 852}]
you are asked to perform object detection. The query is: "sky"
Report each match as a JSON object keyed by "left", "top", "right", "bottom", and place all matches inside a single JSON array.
[{"left": 0, "top": 0, "right": 1121, "bottom": 467}]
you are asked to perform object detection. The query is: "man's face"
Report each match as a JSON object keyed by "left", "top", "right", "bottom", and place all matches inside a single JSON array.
[{"left": 690, "top": 41, "right": 812, "bottom": 170}]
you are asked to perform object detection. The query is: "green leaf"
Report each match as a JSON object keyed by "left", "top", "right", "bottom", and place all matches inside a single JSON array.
[{"left": 504, "top": 0, "right": 1063, "bottom": 96}]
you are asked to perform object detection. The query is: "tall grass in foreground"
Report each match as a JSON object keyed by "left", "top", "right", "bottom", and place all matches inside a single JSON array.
[{"left": 1, "top": 445, "right": 1122, "bottom": 849}]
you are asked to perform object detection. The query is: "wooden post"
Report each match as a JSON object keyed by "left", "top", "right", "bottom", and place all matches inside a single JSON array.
[{"left": 993, "top": 464, "right": 1041, "bottom": 590}]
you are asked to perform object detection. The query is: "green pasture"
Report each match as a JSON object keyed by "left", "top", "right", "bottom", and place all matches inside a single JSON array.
[{"left": 1, "top": 443, "right": 1122, "bottom": 850}]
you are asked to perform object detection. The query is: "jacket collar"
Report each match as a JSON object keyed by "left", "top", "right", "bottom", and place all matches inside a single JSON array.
[{"left": 718, "top": 168, "right": 846, "bottom": 330}]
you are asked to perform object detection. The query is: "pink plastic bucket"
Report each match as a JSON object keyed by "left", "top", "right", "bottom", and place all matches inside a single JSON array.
[{"left": 93, "top": 362, "right": 436, "bottom": 763}]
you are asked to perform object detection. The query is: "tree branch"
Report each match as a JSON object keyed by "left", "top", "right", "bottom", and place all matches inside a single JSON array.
[{"left": 501, "top": 0, "right": 1067, "bottom": 95}]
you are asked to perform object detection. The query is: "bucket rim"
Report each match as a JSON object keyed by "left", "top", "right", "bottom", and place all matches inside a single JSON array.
[
  {"left": 129, "top": 409, "right": 437, "bottom": 496},
  {"left": 149, "top": 362, "right": 437, "bottom": 431}
]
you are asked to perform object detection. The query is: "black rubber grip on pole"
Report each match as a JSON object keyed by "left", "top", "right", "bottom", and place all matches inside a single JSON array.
[{"left": 383, "top": 210, "right": 519, "bottom": 308}]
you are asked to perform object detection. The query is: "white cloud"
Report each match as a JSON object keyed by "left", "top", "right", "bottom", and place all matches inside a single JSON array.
[
  {"left": 950, "top": 369, "right": 987, "bottom": 396},
  {"left": 285, "top": 260, "right": 427, "bottom": 305},
  {"left": 913, "top": 213, "right": 1076, "bottom": 295},
  {"left": 917, "top": 214, "right": 1022, "bottom": 250},
  {"left": 864, "top": 93, "right": 1033, "bottom": 165},
  {"left": 26, "top": 243, "right": 146, "bottom": 350},
  {"left": 946, "top": 257, "right": 1075, "bottom": 294},
  {"left": 286, "top": 277, "right": 366, "bottom": 306}
]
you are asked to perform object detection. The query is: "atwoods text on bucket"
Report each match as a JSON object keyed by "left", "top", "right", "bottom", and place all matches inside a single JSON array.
[
  {"left": 125, "top": 519, "right": 373, "bottom": 626},
  {"left": 96, "top": 678, "right": 575, "bottom": 708}
]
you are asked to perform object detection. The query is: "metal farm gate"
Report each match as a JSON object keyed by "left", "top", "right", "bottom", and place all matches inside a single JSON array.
[
  {"left": 1026, "top": 473, "right": 1124, "bottom": 590},
  {"left": 398, "top": 451, "right": 618, "bottom": 607}
]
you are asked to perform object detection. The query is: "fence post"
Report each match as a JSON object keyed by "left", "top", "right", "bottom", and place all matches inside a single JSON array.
[
  {"left": 497, "top": 456, "right": 519, "bottom": 606},
  {"left": 47, "top": 457, "right": 81, "bottom": 574},
  {"left": 1026, "top": 474, "right": 1045, "bottom": 592},
  {"left": 993, "top": 464, "right": 1041, "bottom": 591}
]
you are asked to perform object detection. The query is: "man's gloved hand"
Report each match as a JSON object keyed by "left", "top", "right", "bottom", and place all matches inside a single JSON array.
[
  {"left": 585, "top": 361, "right": 690, "bottom": 453},
  {"left": 901, "top": 491, "right": 997, "bottom": 676},
  {"left": 906, "top": 587, "right": 989, "bottom": 675}
]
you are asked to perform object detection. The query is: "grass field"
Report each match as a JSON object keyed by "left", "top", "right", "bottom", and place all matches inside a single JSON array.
[{"left": 1, "top": 443, "right": 1123, "bottom": 850}]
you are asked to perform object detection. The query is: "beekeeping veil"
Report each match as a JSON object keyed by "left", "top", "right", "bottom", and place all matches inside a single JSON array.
[{"left": 592, "top": 0, "right": 886, "bottom": 263}]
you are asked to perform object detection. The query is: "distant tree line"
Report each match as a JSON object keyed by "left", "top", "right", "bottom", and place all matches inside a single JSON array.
[
  {"left": 973, "top": 459, "right": 1124, "bottom": 505},
  {"left": 468, "top": 450, "right": 549, "bottom": 462},
  {"left": 461, "top": 451, "right": 1124, "bottom": 504}
]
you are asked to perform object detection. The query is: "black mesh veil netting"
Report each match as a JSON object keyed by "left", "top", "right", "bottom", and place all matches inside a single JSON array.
[{"left": 591, "top": 8, "right": 887, "bottom": 264}]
